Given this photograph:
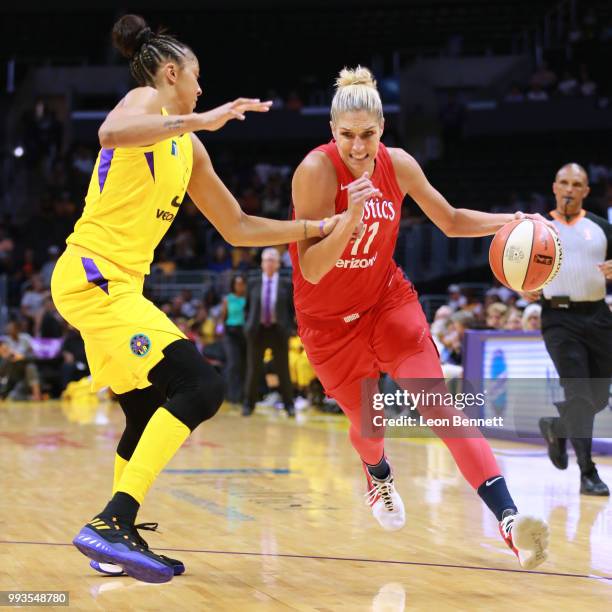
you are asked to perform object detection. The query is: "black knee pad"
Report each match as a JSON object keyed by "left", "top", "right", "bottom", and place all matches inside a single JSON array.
[
  {"left": 148, "top": 339, "right": 225, "bottom": 431},
  {"left": 115, "top": 386, "right": 167, "bottom": 459}
]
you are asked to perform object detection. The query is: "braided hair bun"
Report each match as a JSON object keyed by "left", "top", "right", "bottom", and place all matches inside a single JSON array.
[{"left": 112, "top": 14, "right": 152, "bottom": 59}]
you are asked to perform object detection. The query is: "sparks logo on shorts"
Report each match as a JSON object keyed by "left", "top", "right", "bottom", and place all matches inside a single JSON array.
[{"left": 130, "top": 334, "right": 151, "bottom": 357}]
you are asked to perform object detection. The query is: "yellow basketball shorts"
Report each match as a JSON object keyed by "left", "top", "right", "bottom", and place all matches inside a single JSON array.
[{"left": 51, "top": 245, "right": 186, "bottom": 394}]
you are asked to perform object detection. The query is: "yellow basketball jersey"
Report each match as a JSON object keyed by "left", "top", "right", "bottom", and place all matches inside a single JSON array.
[{"left": 66, "top": 109, "right": 193, "bottom": 275}]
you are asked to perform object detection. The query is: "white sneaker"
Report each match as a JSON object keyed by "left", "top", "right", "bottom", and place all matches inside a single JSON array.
[
  {"left": 260, "top": 391, "right": 281, "bottom": 406},
  {"left": 363, "top": 462, "right": 406, "bottom": 531},
  {"left": 499, "top": 513, "right": 549, "bottom": 569}
]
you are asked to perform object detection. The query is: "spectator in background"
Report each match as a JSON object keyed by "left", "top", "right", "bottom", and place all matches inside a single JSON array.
[
  {"left": 558, "top": 71, "right": 579, "bottom": 96},
  {"left": 207, "top": 244, "right": 232, "bottom": 273},
  {"left": 35, "top": 296, "right": 65, "bottom": 338},
  {"left": 486, "top": 303, "right": 508, "bottom": 329},
  {"left": 504, "top": 308, "right": 523, "bottom": 330},
  {"left": 40, "top": 245, "right": 60, "bottom": 288},
  {"left": 61, "top": 326, "right": 89, "bottom": 391},
  {"left": 447, "top": 284, "right": 466, "bottom": 311},
  {"left": 164, "top": 296, "right": 180, "bottom": 319},
  {"left": 261, "top": 175, "right": 284, "bottom": 219},
  {"left": 233, "top": 247, "right": 256, "bottom": 272},
  {"left": 178, "top": 289, "right": 199, "bottom": 319},
  {"left": 521, "top": 303, "right": 542, "bottom": 331},
  {"left": 187, "top": 303, "right": 209, "bottom": 337},
  {"left": 504, "top": 84, "right": 525, "bottom": 103},
  {"left": 174, "top": 228, "right": 197, "bottom": 268},
  {"left": 220, "top": 274, "right": 247, "bottom": 405},
  {"left": 430, "top": 305, "right": 453, "bottom": 355},
  {"left": 440, "top": 310, "right": 475, "bottom": 366},
  {"left": 20, "top": 274, "right": 48, "bottom": 333},
  {"left": 461, "top": 290, "right": 484, "bottom": 319},
  {"left": 0, "top": 320, "right": 42, "bottom": 401},
  {"left": 526, "top": 83, "right": 549, "bottom": 102},
  {"left": 484, "top": 288, "right": 502, "bottom": 309},
  {"left": 151, "top": 251, "right": 177, "bottom": 277}
]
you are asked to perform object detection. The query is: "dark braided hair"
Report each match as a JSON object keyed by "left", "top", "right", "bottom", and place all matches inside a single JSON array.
[{"left": 111, "top": 14, "right": 192, "bottom": 87}]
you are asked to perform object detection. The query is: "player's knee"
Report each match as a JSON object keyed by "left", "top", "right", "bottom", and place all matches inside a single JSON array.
[
  {"left": 171, "top": 368, "right": 225, "bottom": 430},
  {"left": 115, "top": 386, "right": 166, "bottom": 459},
  {"left": 148, "top": 339, "right": 226, "bottom": 431}
]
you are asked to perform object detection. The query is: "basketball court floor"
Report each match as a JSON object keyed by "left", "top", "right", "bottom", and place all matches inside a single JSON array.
[{"left": 1, "top": 400, "right": 611, "bottom": 610}]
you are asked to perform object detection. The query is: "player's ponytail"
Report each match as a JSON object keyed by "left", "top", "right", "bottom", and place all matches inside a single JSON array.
[
  {"left": 111, "top": 14, "right": 193, "bottom": 87},
  {"left": 331, "top": 66, "right": 383, "bottom": 125}
]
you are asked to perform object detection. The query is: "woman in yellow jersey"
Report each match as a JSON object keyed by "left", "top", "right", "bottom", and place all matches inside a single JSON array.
[{"left": 51, "top": 14, "right": 353, "bottom": 584}]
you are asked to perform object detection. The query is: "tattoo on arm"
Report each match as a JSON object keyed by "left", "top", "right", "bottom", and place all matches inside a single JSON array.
[{"left": 163, "top": 119, "right": 184, "bottom": 130}]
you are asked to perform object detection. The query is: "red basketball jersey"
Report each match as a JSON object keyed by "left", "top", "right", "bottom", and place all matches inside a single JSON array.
[{"left": 290, "top": 141, "right": 404, "bottom": 323}]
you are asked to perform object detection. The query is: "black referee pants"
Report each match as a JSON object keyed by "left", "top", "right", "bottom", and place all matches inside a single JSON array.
[{"left": 542, "top": 301, "right": 612, "bottom": 474}]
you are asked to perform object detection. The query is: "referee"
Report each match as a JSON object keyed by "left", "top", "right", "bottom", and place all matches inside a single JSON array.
[{"left": 524, "top": 163, "right": 612, "bottom": 496}]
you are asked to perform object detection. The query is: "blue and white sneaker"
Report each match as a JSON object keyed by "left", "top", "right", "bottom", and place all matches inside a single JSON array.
[
  {"left": 73, "top": 516, "right": 174, "bottom": 583},
  {"left": 88, "top": 522, "right": 185, "bottom": 577}
]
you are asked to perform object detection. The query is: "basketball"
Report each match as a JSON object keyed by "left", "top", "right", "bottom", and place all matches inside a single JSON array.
[{"left": 489, "top": 219, "right": 562, "bottom": 291}]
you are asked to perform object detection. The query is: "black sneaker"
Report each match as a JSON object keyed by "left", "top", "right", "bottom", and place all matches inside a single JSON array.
[
  {"left": 539, "top": 417, "right": 568, "bottom": 470},
  {"left": 89, "top": 522, "right": 185, "bottom": 577},
  {"left": 580, "top": 468, "right": 610, "bottom": 496},
  {"left": 73, "top": 516, "right": 174, "bottom": 583}
]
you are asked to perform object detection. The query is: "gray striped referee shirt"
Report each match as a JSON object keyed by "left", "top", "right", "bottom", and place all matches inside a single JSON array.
[{"left": 543, "top": 210, "right": 612, "bottom": 302}]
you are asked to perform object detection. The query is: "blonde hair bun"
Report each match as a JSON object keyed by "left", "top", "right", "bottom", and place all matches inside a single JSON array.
[{"left": 335, "top": 66, "right": 377, "bottom": 90}]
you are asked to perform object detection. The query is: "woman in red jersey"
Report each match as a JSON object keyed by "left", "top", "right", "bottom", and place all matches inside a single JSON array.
[{"left": 289, "top": 66, "right": 550, "bottom": 569}]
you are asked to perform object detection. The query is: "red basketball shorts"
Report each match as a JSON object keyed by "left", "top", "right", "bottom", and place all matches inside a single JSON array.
[{"left": 299, "top": 268, "right": 434, "bottom": 410}]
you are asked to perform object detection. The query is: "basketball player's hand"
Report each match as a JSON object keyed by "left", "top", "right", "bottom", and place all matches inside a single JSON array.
[
  {"left": 321, "top": 214, "right": 343, "bottom": 236},
  {"left": 598, "top": 260, "right": 612, "bottom": 280},
  {"left": 519, "top": 290, "right": 542, "bottom": 302},
  {"left": 345, "top": 172, "right": 382, "bottom": 221},
  {"left": 198, "top": 98, "right": 273, "bottom": 131},
  {"left": 513, "top": 212, "right": 558, "bottom": 234}
]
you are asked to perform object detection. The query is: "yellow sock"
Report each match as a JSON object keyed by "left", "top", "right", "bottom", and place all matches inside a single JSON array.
[
  {"left": 112, "top": 454, "right": 129, "bottom": 494},
  {"left": 116, "top": 407, "right": 190, "bottom": 504}
]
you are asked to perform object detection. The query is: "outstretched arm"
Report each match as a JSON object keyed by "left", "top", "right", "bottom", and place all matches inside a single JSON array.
[
  {"left": 98, "top": 87, "right": 272, "bottom": 148},
  {"left": 391, "top": 149, "right": 552, "bottom": 237},
  {"left": 187, "top": 135, "right": 339, "bottom": 247}
]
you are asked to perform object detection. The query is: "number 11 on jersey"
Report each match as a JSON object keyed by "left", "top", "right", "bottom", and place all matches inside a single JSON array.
[{"left": 351, "top": 221, "right": 379, "bottom": 256}]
